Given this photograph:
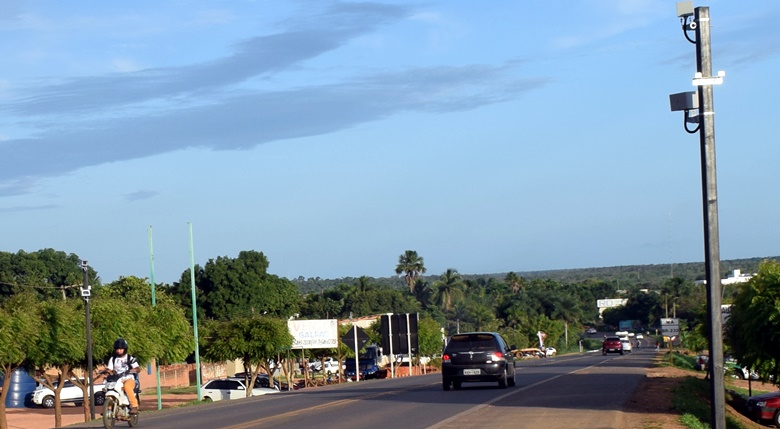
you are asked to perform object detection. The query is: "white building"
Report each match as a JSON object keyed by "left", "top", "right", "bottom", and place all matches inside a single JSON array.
[{"left": 694, "top": 269, "right": 753, "bottom": 286}]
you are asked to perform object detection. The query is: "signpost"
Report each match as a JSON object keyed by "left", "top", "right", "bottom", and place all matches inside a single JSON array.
[
  {"left": 341, "top": 326, "right": 369, "bottom": 381},
  {"left": 661, "top": 318, "right": 680, "bottom": 346}
]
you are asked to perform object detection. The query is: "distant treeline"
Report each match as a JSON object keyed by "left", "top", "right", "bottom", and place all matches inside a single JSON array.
[{"left": 291, "top": 256, "right": 779, "bottom": 295}]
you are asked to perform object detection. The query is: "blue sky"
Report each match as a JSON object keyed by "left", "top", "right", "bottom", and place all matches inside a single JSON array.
[{"left": 1, "top": 0, "right": 777, "bottom": 286}]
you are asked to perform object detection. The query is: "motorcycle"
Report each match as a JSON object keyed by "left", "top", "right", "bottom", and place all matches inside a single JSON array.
[{"left": 100, "top": 372, "right": 140, "bottom": 428}]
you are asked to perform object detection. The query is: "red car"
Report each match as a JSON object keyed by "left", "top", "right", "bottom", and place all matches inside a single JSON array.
[
  {"left": 746, "top": 391, "right": 780, "bottom": 426},
  {"left": 602, "top": 336, "right": 623, "bottom": 355}
]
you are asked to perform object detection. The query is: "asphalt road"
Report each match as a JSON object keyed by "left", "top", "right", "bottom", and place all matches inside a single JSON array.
[{"left": 67, "top": 348, "right": 657, "bottom": 429}]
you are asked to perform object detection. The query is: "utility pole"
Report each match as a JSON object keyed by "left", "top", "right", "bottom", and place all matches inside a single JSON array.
[
  {"left": 81, "top": 261, "right": 95, "bottom": 420},
  {"left": 695, "top": 8, "right": 726, "bottom": 428},
  {"left": 669, "top": 4, "right": 726, "bottom": 428}
]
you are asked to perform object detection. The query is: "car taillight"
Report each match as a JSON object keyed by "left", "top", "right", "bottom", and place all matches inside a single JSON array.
[
  {"left": 442, "top": 354, "right": 451, "bottom": 363},
  {"left": 490, "top": 352, "right": 505, "bottom": 361}
]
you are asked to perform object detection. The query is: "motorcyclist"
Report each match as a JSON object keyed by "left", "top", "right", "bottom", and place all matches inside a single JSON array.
[{"left": 105, "top": 338, "right": 140, "bottom": 414}]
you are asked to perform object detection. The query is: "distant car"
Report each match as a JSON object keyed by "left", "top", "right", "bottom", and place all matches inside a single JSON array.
[
  {"left": 620, "top": 338, "right": 632, "bottom": 353},
  {"left": 602, "top": 336, "right": 624, "bottom": 355},
  {"left": 724, "top": 358, "right": 758, "bottom": 380},
  {"left": 321, "top": 359, "right": 345, "bottom": 375},
  {"left": 517, "top": 348, "right": 545, "bottom": 359},
  {"left": 746, "top": 391, "right": 780, "bottom": 426},
  {"left": 344, "top": 358, "right": 380, "bottom": 381},
  {"left": 201, "top": 378, "right": 279, "bottom": 402},
  {"left": 32, "top": 378, "right": 105, "bottom": 408},
  {"left": 543, "top": 347, "right": 557, "bottom": 357},
  {"left": 441, "top": 331, "right": 517, "bottom": 390},
  {"left": 586, "top": 328, "right": 597, "bottom": 335}
]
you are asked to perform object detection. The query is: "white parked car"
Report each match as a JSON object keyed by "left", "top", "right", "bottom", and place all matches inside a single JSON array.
[
  {"left": 586, "top": 328, "right": 597, "bottom": 335},
  {"left": 32, "top": 378, "right": 105, "bottom": 408},
  {"left": 543, "top": 347, "right": 557, "bottom": 357},
  {"left": 322, "top": 359, "right": 345, "bottom": 375},
  {"left": 201, "top": 378, "right": 279, "bottom": 402},
  {"left": 309, "top": 358, "right": 345, "bottom": 375}
]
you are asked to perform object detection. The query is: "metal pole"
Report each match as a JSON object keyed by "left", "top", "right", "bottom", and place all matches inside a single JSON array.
[
  {"left": 388, "top": 315, "right": 394, "bottom": 378},
  {"left": 353, "top": 326, "right": 360, "bottom": 382},
  {"left": 148, "top": 226, "right": 162, "bottom": 410},
  {"left": 694, "top": 7, "right": 726, "bottom": 429},
  {"left": 405, "top": 313, "right": 412, "bottom": 375},
  {"left": 188, "top": 222, "right": 202, "bottom": 401},
  {"left": 83, "top": 265, "right": 95, "bottom": 420}
]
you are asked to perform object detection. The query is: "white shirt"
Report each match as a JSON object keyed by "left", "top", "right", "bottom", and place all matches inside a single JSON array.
[{"left": 108, "top": 354, "right": 139, "bottom": 379}]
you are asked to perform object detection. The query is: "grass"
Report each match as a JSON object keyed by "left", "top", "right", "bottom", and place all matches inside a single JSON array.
[
  {"left": 143, "top": 385, "right": 197, "bottom": 395},
  {"left": 662, "top": 351, "right": 759, "bottom": 429}
]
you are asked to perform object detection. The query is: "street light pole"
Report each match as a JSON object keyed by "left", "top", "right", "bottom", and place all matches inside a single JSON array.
[{"left": 670, "top": 4, "right": 725, "bottom": 428}]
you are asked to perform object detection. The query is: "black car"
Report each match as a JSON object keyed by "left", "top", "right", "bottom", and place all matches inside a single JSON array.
[
  {"left": 344, "top": 358, "right": 380, "bottom": 381},
  {"left": 441, "top": 332, "right": 517, "bottom": 390}
]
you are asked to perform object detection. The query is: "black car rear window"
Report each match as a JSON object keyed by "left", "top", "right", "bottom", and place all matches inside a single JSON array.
[{"left": 446, "top": 334, "right": 499, "bottom": 352}]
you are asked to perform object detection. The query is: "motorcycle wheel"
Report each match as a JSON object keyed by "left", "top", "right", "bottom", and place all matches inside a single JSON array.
[
  {"left": 102, "top": 397, "right": 116, "bottom": 429},
  {"left": 128, "top": 393, "right": 140, "bottom": 427}
]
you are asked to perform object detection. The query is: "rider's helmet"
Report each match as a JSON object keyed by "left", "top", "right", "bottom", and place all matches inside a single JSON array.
[{"left": 113, "top": 338, "right": 129, "bottom": 357}]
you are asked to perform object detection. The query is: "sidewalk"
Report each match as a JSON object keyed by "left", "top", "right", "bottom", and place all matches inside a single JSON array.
[{"left": 5, "top": 393, "right": 198, "bottom": 429}]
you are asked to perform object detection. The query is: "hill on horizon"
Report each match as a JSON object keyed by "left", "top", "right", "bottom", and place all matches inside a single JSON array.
[{"left": 292, "top": 255, "right": 779, "bottom": 294}]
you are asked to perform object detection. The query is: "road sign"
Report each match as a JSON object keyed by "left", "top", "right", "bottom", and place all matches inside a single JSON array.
[
  {"left": 661, "top": 318, "right": 679, "bottom": 336},
  {"left": 341, "top": 326, "right": 370, "bottom": 350}
]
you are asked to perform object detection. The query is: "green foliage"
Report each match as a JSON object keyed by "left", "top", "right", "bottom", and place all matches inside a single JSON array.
[
  {"left": 726, "top": 260, "right": 780, "bottom": 383},
  {"left": 201, "top": 314, "right": 292, "bottom": 393},
  {"left": 395, "top": 250, "right": 426, "bottom": 294},
  {"left": 417, "top": 317, "right": 444, "bottom": 356},
  {"left": 0, "top": 292, "right": 42, "bottom": 408},
  {"left": 432, "top": 269, "right": 465, "bottom": 311},
  {"left": 0, "top": 249, "right": 100, "bottom": 301},
  {"left": 170, "top": 250, "right": 300, "bottom": 321},
  {"left": 99, "top": 275, "right": 176, "bottom": 306},
  {"left": 671, "top": 377, "right": 748, "bottom": 429}
]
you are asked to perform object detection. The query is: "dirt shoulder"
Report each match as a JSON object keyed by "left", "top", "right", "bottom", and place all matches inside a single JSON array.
[{"left": 623, "top": 356, "right": 778, "bottom": 429}]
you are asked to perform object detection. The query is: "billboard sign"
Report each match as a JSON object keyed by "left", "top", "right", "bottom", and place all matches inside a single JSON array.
[{"left": 288, "top": 319, "right": 338, "bottom": 349}]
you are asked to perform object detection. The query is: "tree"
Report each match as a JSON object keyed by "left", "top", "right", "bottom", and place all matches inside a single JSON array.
[
  {"left": 31, "top": 299, "right": 86, "bottom": 428},
  {"left": 416, "top": 317, "right": 444, "bottom": 359},
  {"left": 504, "top": 272, "right": 525, "bottom": 293},
  {"left": 173, "top": 251, "right": 300, "bottom": 321},
  {"left": 0, "top": 249, "right": 99, "bottom": 302},
  {"left": 395, "top": 250, "right": 426, "bottom": 294},
  {"left": 431, "top": 269, "right": 465, "bottom": 311},
  {"left": 201, "top": 315, "right": 293, "bottom": 396},
  {"left": 726, "top": 260, "right": 780, "bottom": 383},
  {"left": 0, "top": 293, "right": 41, "bottom": 429}
]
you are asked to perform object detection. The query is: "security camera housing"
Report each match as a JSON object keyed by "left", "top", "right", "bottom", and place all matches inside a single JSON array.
[
  {"left": 676, "top": 1, "right": 694, "bottom": 18},
  {"left": 669, "top": 91, "right": 698, "bottom": 112}
]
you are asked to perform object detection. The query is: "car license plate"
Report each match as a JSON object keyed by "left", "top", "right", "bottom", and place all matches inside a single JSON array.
[{"left": 463, "top": 369, "right": 480, "bottom": 375}]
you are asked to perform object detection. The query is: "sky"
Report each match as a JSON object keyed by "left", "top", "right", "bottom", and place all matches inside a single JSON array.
[{"left": 1, "top": 0, "right": 778, "bottom": 286}]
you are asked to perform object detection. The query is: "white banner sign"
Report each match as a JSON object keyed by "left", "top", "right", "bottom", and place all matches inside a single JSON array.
[{"left": 288, "top": 319, "right": 339, "bottom": 349}]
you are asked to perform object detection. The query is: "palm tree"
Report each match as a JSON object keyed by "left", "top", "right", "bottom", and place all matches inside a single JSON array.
[
  {"left": 432, "top": 269, "right": 466, "bottom": 311},
  {"left": 504, "top": 272, "right": 525, "bottom": 293},
  {"left": 354, "top": 276, "right": 374, "bottom": 293},
  {"left": 395, "top": 250, "right": 427, "bottom": 294}
]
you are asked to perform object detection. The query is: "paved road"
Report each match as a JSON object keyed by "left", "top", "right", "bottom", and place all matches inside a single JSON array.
[{"left": 65, "top": 349, "right": 657, "bottom": 429}]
